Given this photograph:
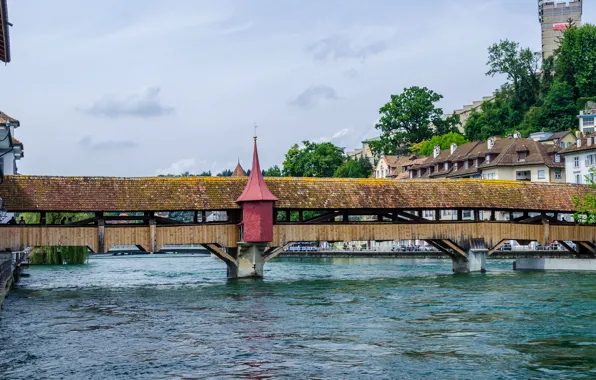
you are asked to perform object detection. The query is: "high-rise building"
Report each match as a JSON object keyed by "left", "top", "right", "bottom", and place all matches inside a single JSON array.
[{"left": 538, "top": 0, "right": 583, "bottom": 59}]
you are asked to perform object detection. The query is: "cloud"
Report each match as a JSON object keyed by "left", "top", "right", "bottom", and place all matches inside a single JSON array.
[
  {"left": 156, "top": 158, "right": 198, "bottom": 175},
  {"left": 289, "top": 85, "right": 338, "bottom": 108},
  {"left": 80, "top": 86, "right": 174, "bottom": 119},
  {"left": 214, "top": 21, "right": 254, "bottom": 35},
  {"left": 344, "top": 68, "right": 359, "bottom": 78},
  {"left": 79, "top": 136, "right": 138, "bottom": 151},
  {"left": 306, "top": 35, "right": 387, "bottom": 62}
]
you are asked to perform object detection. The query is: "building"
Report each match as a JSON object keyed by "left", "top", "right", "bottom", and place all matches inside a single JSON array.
[
  {"left": 579, "top": 102, "right": 596, "bottom": 135},
  {"left": 529, "top": 131, "right": 577, "bottom": 148},
  {"left": 444, "top": 95, "right": 495, "bottom": 133},
  {"left": 374, "top": 155, "right": 425, "bottom": 179},
  {"left": 560, "top": 132, "right": 596, "bottom": 184},
  {"left": 346, "top": 137, "right": 379, "bottom": 165},
  {"left": 0, "top": 0, "right": 11, "bottom": 63},
  {"left": 408, "top": 135, "right": 565, "bottom": 183},
  {"left": 0, "top": 111, "right": 24, "bottom": 176},
  {"left": 538, "top": 0, "right": 582, "bottom": 60}
]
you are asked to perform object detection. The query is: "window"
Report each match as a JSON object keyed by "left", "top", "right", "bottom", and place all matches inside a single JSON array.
[
  {"left": 454, "top": 162, "right": 458, "bottom": 171},
  {"left": 537, "top": 169, "right": 545, "bottom": 179},
  {"left": 576, "top": 173, "right": 581, "bottom": 184},
  {"left": 567, "top": 142, "right": 573, "bottom": 148},
  {"left": 555, "top": 153, "right": 560, "bottom": 163},
  {"left": 444, "top": 162, "right": 448, "bottom": 171},
  {"left": 584, "top": 117, "right": 595, "bottom": 126},
  {"left": 517, "top": 152, "right": 527, "bottom": 162},
  {"left": 464, "top": 160, "right": 469, "bottom": 169},
  {"left": 586, "top": 154, "right": 596, "bottom": 167},
  {"left": 486, "top": 154, "right": 491, "bottom": 163},
  {"left": 574, "top": 156, "right": 580, "bottom": 168},
  {"left": 555, "top": 169, "right": 562, "bottom": 179},
  {"left": 585, "top": 127, "right": 595, "bottom": 134},
  {"left": 435, "top": 164, "right": 439, "bottom": 173},
  {"left": 474, "top": 159, "right": 478, "bottom": 168}
]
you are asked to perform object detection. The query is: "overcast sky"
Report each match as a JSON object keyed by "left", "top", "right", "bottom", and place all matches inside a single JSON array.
[{"left": 3, "top": 0, "right": 595, "bottom": 176}]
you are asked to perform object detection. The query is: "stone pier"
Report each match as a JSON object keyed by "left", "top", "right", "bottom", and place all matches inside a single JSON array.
[
  {"left": 226, "top": 243, "right": 266, "bottom": 279},
  {"left": 452, "top": 250, "right": 487, "bottom": 274}
]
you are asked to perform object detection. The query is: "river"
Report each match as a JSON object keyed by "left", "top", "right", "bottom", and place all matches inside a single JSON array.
[{"left": 1, "top": 255, "right": 596, "bottom": 379}]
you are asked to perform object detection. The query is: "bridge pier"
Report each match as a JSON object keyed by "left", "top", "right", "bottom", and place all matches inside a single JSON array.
[
  {"left": 226, "top": 243, "right": 266, "bottom": 279},
  {"left": 452, "top": 250, "right": 487, "bottom": 274}
]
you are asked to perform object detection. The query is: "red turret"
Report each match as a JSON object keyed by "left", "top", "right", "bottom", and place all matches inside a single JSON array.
[{"left": 236, "top": 137, "right": 278, "bottom": 242}]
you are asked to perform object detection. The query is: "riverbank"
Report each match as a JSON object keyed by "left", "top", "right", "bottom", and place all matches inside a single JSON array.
[{"left": 0, "top": 251, "right": 27, "bottom": 310}]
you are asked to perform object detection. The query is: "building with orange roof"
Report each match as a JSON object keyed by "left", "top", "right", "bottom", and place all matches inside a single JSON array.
[
  {"left": 231, "top": 161, "right": 247, "bottom": 177},
  {"left": 0, "top": 111, "right": 24, "bottom": 177}
]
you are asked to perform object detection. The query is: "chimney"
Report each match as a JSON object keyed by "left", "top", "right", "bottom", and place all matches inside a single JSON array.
[
  {"left": 576, "top": 131, "right": 582, "bottom": 140},
  {"left": 487, "top": 137, "right": 495, "bottom": 150},
  {"left": 433, "top": 145, "right": 440, "bottom": 159},
  {"left": 588, "top": 137, "right": 593, "bottom": 146},
  {"left": 450, "top": 143, "right": 457, "bottom": 154},
  {"left": 577, "top": 138, "right": 582, "bottom": 148},
  {"left": 513, "top": 131, "right": 521, "bottom": 139}
]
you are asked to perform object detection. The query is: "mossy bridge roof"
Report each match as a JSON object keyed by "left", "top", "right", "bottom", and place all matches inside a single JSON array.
[{"left": 0, "top": 175, "right": 590, "bottom": 212}]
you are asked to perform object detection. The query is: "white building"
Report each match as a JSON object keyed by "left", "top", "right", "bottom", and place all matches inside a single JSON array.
[
  {"left": 561, "top": 133, "right": 596, "bottom": 184},
  {"left": 579, "top": 104, "right": 596, "bottom": 135},
  {"left": 0, "top": 111, "right": 24, "bottom": 176}
]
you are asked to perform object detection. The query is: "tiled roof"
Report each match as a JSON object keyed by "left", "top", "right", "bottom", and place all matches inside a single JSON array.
[
  {"left": 560, "top": 133, "right": 596, "bottom": 154},
  {"left": 10, "top": 136, "right": 22, "bottom": 146},
  {"left": 231, "top": 162, "right": 247, "bottom": 177},
  {"left": 0, "top": 111, "right": 18, "bottom": 125},
  {"left": 0, "top": 175, "right": 590, "bottom": 212}
]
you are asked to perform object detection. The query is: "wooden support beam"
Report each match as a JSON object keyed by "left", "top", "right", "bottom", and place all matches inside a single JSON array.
[
  {"left": 488, "top": 240, "right": 506, "bottom": 256},
  {"left": 559, "top": 240, "right": 579, "bottom": 255},
  {"left": 474, "top": 209, "right": 480, "bottom": 221},
  {"left": 193, "top": 211, "right": 199, "bottom": 224},
  {"left": 149, "top": 218, "right": 157, "bottom": 252},
  {"left": 264, "top": 242, "right": 295, "bottom": 262},
  {"left": 97, "top": 218, "right": 105, "bottom": 254},
  {"left": 343, "top": 210, "right": 349, "bottom": 223},
  {"left": 395, "top": 210, "right": 427, "bottom": 223},
  {"left": 304, "top": 211, "right": 342, "bottom": 224},
  {"left": 457, "top": 209, "right": 463, "bottom": 221},
  {"left": 299, "top": 210, "right": 303, "bottom": 223},
  {"left": 441, "top": 239, "right": 467, "bottom": 257},
  {"left": 203, "top": 244, "right": 237, "bottom": 264},
  {"left": 579, "top": 242, "right": 596, "bottom": 256},
  {"left": 424, "top": 240, "right": 452, "bottom": 257},
  {"left": 435, "top": 209, "right": 441, "bottom": 221},
  {"left": 201, "top": 210, "right": 207, "bottom": 224},
  {"left": 490, "top": 210, "right": 496, "bottom": 222},
  {"left": 40, "top": 211, "right": 46, "bottom": 225},
  {"left": 70, "top": 216, "right": 98, "bottom": 226}
]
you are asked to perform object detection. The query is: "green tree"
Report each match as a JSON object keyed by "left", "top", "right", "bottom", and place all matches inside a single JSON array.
[
  {"left": 413, "top": 132, "right": 469, "bottom": 157},
  {"left": 369, "top": 86, "right": 458, "bottom": 155},
  {"left": 464, "top": 88, "right": 515, "bottom": 140},
  {"left": 282, "top": 141, "right": 345, "bottom": 177},
  {"left": 334, "top": 157, "right": 373, "bottom": 178},
  {"left": 521, "top": 79, "right": 577, "bottom": 135},
  {"left": 574, "top": 168, "right": 596, "bottom": 224},
  {"left": 217, "top": 169, "right": 233, "bottom": 177},
  {"left": 263, "top": 165, "right": 282, "bottom": 177},
  {"left": 556, "top": 24, "right": 596, "bottom": 99}
]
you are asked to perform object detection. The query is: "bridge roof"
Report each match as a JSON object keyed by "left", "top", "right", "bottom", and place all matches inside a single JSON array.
[{"left": 0, "top": 175, "right": 590, "bottom": 212}]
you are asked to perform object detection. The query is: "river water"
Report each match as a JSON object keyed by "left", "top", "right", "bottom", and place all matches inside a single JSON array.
[{"left": 2, "top": 255, "right": 596, "bottom": 379}]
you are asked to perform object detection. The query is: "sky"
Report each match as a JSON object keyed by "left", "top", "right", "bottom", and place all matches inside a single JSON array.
[{"left": 2, "top": 0, "right": 595, "bottom": 177}]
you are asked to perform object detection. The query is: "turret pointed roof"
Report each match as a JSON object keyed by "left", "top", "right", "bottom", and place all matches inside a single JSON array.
[
  {"left": 231, "top": 160, "right": 247, "bottom": 177},
  {"left": 236, "top": 137, "right": 278, "bottom": 202}
]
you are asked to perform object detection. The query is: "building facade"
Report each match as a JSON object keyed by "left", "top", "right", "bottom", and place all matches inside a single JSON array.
[
  {"left": 0, "top": 111, "right": 23, "bottom": 176},
  {"left": 408, "top": 136, "right": 565, "bottom": 183},
  {"left": 579, "top": 103, "right": 596, "bottom": 135},
  {"left": 561, "top": 133, "right": 596, "bottom": 184},
  {"left": 538, "top": 0, "right": 582, "bottom": 59}
]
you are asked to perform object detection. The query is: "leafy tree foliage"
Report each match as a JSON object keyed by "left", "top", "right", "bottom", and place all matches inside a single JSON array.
[
  {"left": 556, "top": 24, "right": 596, "bottom": 99},
  {"left": 412, "top": 132, "right": 469, "bottom": 157},
  {"left": 333, "top": 157, "right": 373, "bottom": 178},
  {"left": 263, "top": 165, "right": 282, "bottom": 177},
  {"left": 370, "top": 86, "right": 459, "bottom": 155},
  {"left": 217, "top": 169, "right": 233, "bottom": 177},
  {"left": 282, "top": 141, "right": 345, "bottom": 177}
]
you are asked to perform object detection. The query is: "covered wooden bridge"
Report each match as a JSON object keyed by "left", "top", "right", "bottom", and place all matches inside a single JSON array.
[{"left": 0, "top": 175, "right": 594, "bottom": 265}]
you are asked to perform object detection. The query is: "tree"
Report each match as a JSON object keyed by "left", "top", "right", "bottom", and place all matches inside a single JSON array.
[
  {"left": 217, "top": 169, "right": 233, "bottom": 177},
  {"left": 521, "top": 79, "right": 577, "bottom": 135},
  {"left": 369, "top": 87, "right": 458, "bottom": 155},
  {"left": 556, "top": 24, "right": 596, "bottom": 99},
  {"left": 282, "top": 141, "right": 345, "bottom": 177},
  {"left": 464, "top": 88, "right": 515, "bottom": 140},
  {"left": 334, "top": 157, "right": 373, "bottom": 178},
  {"left": 263, "top": 165, "right": 282, "bottom": 177},
  {"left": 412, "top": 132, "right": 469, "bottom": 157},
  {"left": 198, "top": 171, "right": 212, "bottom": 176},
  {"left": 574, "top": 168, "right": 596, "bottom": 224}
]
